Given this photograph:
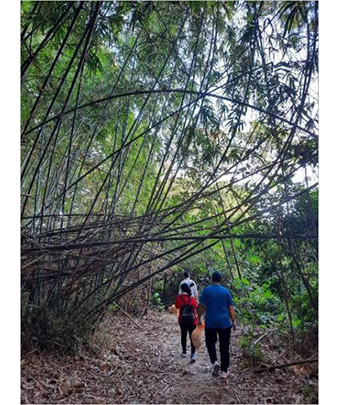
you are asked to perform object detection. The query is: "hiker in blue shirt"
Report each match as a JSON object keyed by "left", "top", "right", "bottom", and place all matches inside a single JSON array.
[{"left": 197, "top": 271, "right": 236, "bottom": 379}]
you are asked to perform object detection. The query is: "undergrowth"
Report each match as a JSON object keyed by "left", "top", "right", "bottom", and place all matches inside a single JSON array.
[{"left": 21, "top": 302, "right": 95, "bottom": 354}]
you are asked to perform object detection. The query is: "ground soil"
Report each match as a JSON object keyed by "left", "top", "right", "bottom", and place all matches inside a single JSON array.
[{"left": 21, "top": 311, "right": 318, "bottom": 404}]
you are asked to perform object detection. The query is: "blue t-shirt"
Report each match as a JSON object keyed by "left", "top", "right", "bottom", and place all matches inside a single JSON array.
[{"left": 200, "top": 284, "right": 233, "bottom": 329}]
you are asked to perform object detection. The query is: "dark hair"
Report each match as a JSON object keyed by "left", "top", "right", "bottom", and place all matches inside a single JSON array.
[
  {"left": 184, "top": 271, "right": 189, "bottom": 278},
  {"left": 181, "top": 283, "right": 191, "bottom": 294},
  {"left": 212, "top": 271, "right": 222, "bottom": 283}
]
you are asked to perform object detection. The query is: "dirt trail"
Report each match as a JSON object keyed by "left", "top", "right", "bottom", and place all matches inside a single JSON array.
[{"left": 21, "top": 311, "right": 318, "bottom": 404}]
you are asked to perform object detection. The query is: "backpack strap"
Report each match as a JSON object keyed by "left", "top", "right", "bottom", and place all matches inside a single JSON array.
[
  {"left": 180, "top": 294, "right": 186, "bottom": 306},
  {"left": 180, "top": 294, "right": 193, "bottom": 308}
]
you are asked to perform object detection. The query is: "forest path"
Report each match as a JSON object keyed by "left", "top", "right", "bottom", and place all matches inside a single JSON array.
[{"left": 21, "top": 311, "right": 317, "bottom": 404}]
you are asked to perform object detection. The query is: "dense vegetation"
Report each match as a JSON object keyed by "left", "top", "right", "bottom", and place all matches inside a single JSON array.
[{"left": 21, "top": 1, "right": 318, "bottom": 355}]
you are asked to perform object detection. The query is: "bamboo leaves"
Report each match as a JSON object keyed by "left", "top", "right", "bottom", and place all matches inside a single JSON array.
[{"left": 21, "top": 1, "right": 318, "bottom": 349}]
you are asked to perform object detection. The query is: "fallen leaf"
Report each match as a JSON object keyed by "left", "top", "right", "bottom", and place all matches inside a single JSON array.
[
  {"left": 73, "top": 382, "right": 86, "bottom": 390},
  {"left": 21, "top": 382, "right": 34, "bottom": 390},
  {"left": 58, "top": 382, "right": 70, "bottom": 397},
  {"left": 99, "top": 363, "right": 111, "bottom": 371}
]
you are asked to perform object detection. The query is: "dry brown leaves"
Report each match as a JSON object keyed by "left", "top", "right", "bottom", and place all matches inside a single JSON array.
[{"left": 21, "top": 311, "right": 318, "bottom": 404}]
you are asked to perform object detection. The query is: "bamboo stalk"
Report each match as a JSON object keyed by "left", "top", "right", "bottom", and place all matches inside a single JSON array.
[
  {"left": 255, "top": 357, "right": 318, "bottom": 373},
  {"left": 113, "top": 302, "right": 143, "bottom": 330}
]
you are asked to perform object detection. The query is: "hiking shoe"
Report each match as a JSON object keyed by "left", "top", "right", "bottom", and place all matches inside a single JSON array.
[
  {"left": 190, "top": 353, "right": 196, "bottom": 363},
  {"left": 219, "top": 370, "right": 231, "bottom": 379},
  {"left": 212, "top": 361, "right": 220, "bottom": 377},
  {"left": 181, "top": 352, "right": 187, "bottom": 357}
]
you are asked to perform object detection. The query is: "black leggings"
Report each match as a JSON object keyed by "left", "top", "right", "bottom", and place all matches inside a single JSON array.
[
  {"left": 205, "top": 327, "right": 232, "bottom": 372},
  {"left": 180, "top": 324, "right": 196, "bottom": 355}
]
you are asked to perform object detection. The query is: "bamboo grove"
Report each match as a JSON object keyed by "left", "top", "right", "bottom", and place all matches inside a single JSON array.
[{"left": 21, "top": 1, "right": 318, "bottom": 351}]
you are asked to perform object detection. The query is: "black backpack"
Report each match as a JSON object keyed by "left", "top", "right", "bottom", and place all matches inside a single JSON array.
[{"left": 179, "top": 295, "right": 195, "bottom": 327}]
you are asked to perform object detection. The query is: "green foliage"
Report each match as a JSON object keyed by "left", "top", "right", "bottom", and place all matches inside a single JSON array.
[
  {"left": 21, "top": 1, "right": 318, "bottom": 353},
  {"left": 152, "top": 292, "right": 165, "bottom": 311},
  {"left": 238, "top": 334, "right": 264, "bottom": 364},
  {"left": 232, "top": 277, "right": 280, "bottom": 327}
]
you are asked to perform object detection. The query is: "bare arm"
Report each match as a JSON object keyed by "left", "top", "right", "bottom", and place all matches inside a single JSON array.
[
  {"left": 179, "top": 281, "right": 185, "bottom": 296},
  {"left": 197, "top": 303, "right": 205, "bottom": 326},
  {"left": 228, "top": 305, "right": 235, "bottom": 322},
  {"left": 193, "top": 282, "right": 198, "bottom": 300},
  {"left": 228, "top": 305, "right": 237, "bottom": 330}
]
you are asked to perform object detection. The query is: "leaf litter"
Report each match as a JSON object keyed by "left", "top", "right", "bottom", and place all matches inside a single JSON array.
[{"left": 21, "top": 311, "right": 318, "bottom": 404}]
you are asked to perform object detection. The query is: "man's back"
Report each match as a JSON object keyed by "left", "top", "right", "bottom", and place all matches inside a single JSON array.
[{"left": 200, "top": 284, "right": 233, "bottom": 329}]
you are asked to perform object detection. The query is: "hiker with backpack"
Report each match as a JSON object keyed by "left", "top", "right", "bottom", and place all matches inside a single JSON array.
[
  {"left": 175, "top": 283, "right": 198, "bottom": 362},
  {"left": 178, "top": 271, "right": 198, "bottom": 300},
  {"left": 197, "top": 271, "right": 236, "bottom": 379}
]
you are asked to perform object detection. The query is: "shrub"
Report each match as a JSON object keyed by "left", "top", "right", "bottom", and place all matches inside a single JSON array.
[
  {"left": 238, "top": 334, "right": 264, "bottom": 365},
  {"left": 21, "top": 301, "right": 95, "bottom": 354}
]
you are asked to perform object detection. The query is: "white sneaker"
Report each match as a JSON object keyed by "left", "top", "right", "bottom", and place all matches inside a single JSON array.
[
  {"left": 190, "top": 353, "right": 196, "bottom": 363},
  {"left": 219, "top": 370, "right": 231, "bottom": 379},
  {"left": 181, "top": 352, "right": 187, "bottom": 357},
  {"left": 212, "top": 361, "right": 220, "bottom": 377}
]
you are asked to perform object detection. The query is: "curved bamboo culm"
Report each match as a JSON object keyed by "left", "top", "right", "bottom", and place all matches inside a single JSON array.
[{"left": 21, "top": 1, "right": 318, "bottom": 349}]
